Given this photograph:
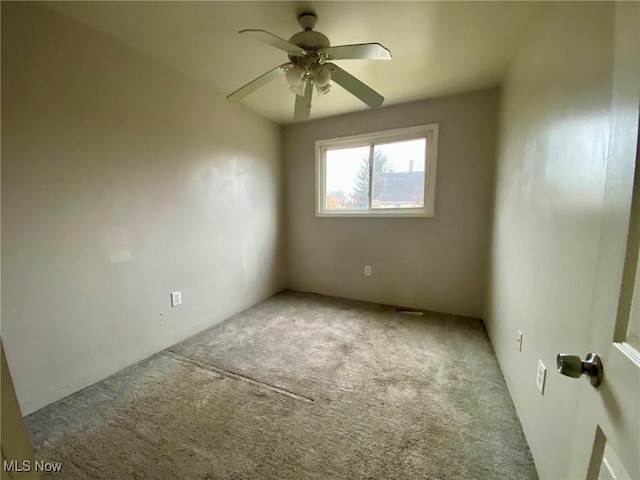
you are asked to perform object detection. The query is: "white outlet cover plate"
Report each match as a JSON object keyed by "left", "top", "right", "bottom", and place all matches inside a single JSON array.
[
  {"left": 364, "top": 266, "right": 372, "bottom": 276},
  {"left": 171, "top": 291, "right": 182, "bottom": 307},
  {"left": 516, "top": 329, "right": 523, "bottom": 352},
  {"left": 536, "top": 359, "right": 547, "bottom": 395}
]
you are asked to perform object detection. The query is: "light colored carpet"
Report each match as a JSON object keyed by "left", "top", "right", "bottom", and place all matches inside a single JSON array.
[{"left": 26, "top": 290, "right": 537, "bottom": 479}]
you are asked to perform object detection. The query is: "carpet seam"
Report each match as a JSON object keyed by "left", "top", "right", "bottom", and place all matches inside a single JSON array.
[{"left": 161, "top": 350, "right": 315, "bottom": 403}]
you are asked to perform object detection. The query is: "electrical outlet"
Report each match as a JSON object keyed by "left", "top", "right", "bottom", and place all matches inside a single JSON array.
[
  {"left": 536, "top": 360, "right": 547, "bottom": 395},
  {"left": 171, "top": 291, "right": 182, "bottom": 307},
  {"left": 364, "top": 266, "right": 372, "bottom": 276},
  {"left": 516, "top": 330, "right": 523, "bottom": 352}
]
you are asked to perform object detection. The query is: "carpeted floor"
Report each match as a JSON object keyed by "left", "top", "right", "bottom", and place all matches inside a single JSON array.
[{"left": 26, "top": 290, "right": 538, "bottom": 479}]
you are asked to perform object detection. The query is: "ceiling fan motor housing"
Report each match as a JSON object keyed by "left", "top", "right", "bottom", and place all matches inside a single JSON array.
[{"left": 289, "top": 30, "right": 330, "bottom": 54}]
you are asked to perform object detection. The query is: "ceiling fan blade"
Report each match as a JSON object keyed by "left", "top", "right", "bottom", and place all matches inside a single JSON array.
[
  {"left": 328, "top": 63, "right": 384, "bottom": 108},
  {"left": 227, "top": 63, "right": 289, "bottom": 102},
  {"left": 294, "top": 79, "right": 313, "bottom": 121},
  {"left": 240, "top": 29, "right": 305, "bottom": 54},
  {"left": 320, "top": 43, "right": 392, "bottom": 60}
]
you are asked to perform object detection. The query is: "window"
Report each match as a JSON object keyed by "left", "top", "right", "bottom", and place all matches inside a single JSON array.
[{"left": 316, "top": 124, "right": 438, "bottom": 217}]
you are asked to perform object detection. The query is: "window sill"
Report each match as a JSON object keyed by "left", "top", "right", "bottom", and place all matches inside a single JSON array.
[{"left": 316, "top": 210, "right": 433, "bottom": 218}]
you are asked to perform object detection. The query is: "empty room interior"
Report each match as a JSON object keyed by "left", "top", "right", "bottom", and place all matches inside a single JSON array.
[{"left": 2, "top": 1, "right": 640, "bottom": 479}]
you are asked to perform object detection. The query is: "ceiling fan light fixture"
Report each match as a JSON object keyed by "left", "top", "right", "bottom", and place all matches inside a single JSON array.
[
  {"left": 310, "top": 63, "right": 331, "bottom": 87},
  {"left": 316, "top": 82, "right": 332, "bottom": 96},
  {"left": 285, "top": 63, "right": 306, "bottom": 87},
  {"left": 289, "top": 84, "right": 306, "bottom": 96}
]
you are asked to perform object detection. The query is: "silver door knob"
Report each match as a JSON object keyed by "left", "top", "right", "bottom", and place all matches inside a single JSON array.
[{"left": 556, "top": 352, "right": 603, "bottom": 387}]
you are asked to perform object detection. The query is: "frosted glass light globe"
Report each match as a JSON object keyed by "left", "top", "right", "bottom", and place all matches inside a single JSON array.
[
  {"left": 311, "top": 64, "right": 331, "bottom": 87},
  {"left": 285, "top": 64, "right": 306, "bottom": 87}
]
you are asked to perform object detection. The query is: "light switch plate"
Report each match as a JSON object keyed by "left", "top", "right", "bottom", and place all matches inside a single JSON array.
[
  {"left": 516, "top": 330, "right": 523, "bottom": 352},
  {"left": 536, "top": 359, "right": 547, "bottom": 395},
  {"left": 171, "top": 291, "right": 182, "bottom": 307}
]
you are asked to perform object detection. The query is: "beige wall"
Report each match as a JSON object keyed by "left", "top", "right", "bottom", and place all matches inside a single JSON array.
[
  {"left": 485, "top": 2, "right": 615, "bottom": 478},
  {"left": 283, "top": 89, "right": 497, "bottom": 318},
  {"left": 1, "top": 3, "right": 285, "bottom": 415}
]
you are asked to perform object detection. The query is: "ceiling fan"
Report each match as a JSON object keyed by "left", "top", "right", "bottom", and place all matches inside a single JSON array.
[{"left": 226, "top": 13, "right": 392, "bottom": 121}]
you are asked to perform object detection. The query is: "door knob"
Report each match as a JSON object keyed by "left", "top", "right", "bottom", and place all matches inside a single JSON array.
[{"left": 556, "top": 352, "right": 603, "bottom": 387}]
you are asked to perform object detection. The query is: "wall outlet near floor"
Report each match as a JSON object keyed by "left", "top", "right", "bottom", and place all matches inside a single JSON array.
[
  {"left": 536, "top": 360, "right": 547, "bottom": 395},
  {"left": 171, "top": 291, "right": 182, "bottom": 307},
  {"left": 364, "top": 266, "right": 372, "bottom": 276},
  {"left": 516, "top": 330, "right": 523, "bottom": 352}
]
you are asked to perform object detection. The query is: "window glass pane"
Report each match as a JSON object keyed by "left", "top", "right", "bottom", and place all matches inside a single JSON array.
[
  {"left": 325, "top": 146, "right": 370, "bottom": 209},
  {"left": 371, "top": 139, "right": 426, "bottom": 209}
]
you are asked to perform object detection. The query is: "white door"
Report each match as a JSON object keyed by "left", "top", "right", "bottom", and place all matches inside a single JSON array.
[{"left": 562, "top": 3, "right": 640, "bottom": 479}]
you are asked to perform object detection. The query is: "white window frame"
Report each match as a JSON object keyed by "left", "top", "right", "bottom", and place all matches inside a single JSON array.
[{"left": 315, "top": 123, "right": 439, "bottom": 218}]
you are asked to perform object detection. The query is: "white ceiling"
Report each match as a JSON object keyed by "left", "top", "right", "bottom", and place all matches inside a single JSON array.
[{"left": 48, "top": 1, "right": 536, "bottom": 125}]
